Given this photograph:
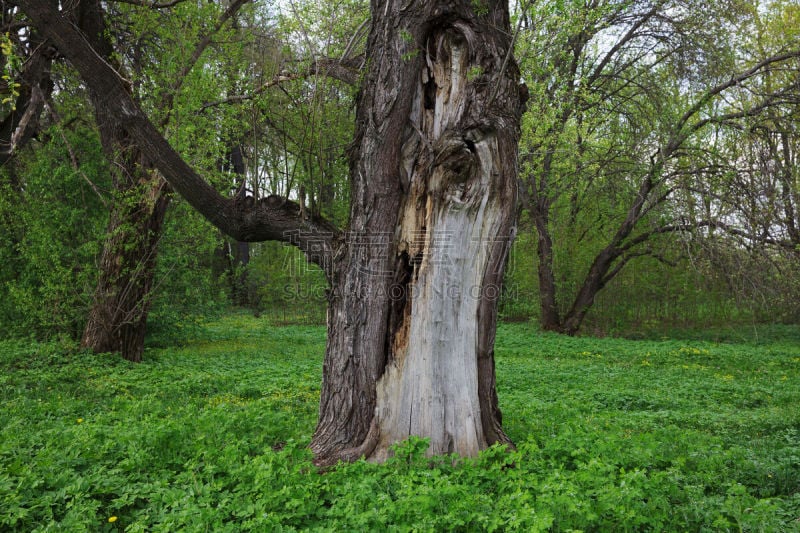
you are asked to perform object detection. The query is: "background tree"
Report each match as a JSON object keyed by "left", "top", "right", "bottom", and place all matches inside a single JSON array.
[
  {"left": 515, "top": 0, "right": 800, "bottom": 334},
  {"left": 207, "top": 0, "right": 362, "bottom": 310},
  {"left": 75, "top": 0, "right": 257, "bottom": 362},
  {"left": 677, "top": 0, "right": 800, "bottom": 322}
]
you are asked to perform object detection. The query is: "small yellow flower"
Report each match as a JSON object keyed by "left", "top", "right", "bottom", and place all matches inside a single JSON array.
[
  {"left": 108, "top": 516, "right": 118, "bottom": 523},
  {"left": 76, "top": 418, "right": 83, "bottom": 424}
]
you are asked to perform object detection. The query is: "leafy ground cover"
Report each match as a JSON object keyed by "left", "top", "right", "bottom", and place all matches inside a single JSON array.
[{"left": 1, "top": 315, "right": 799, "bottom": 531}]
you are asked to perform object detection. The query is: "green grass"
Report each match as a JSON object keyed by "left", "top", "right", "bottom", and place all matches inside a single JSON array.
[{"left": 1, "top": 315, "right": 799, "bottom": 531}]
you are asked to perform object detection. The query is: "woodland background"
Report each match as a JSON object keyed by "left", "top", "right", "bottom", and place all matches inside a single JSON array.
[{"left": 1, "top": 0, "right": 799, "bottom": 343}]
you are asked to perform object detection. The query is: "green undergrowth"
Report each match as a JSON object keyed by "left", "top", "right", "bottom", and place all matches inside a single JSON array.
[{"left": 1, "top": 315, "right": 799, "bottom": 531}]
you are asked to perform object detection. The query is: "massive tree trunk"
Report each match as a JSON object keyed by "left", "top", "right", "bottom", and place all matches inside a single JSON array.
[
  {"left": 310, "top": 0, "right": 524, "bottom": 464},
  {"left": 20, "top": 0, "right": 524, "bottom": 462}
]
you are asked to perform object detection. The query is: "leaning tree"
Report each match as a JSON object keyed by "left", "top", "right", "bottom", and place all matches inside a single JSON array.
[{"left": 19, "top": 0, "right": 526, "bottom": 464}]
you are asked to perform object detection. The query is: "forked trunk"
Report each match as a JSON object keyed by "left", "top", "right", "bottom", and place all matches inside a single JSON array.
[{"left": 311, "top": 0, "right": 525, "bottom": 464}]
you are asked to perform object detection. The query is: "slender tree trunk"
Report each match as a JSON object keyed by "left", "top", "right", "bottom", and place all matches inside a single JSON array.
[
  {"left": 81, "top": 177, "right": 170, "bottom": 362},
  {"left": 778, "top": 131, "right": 800, "bottom": 251},
  {"left": 76, "top": 0, "right": 170, "bottom": 362},
  {"left": 225, "top": 144, "right": 251, "bottom": 306},
  {"left": 310, "top": 0, "right": 525, "bottom": 464},
  {"left": 532, "top": 208, "right": 561, "bottom": 331}
]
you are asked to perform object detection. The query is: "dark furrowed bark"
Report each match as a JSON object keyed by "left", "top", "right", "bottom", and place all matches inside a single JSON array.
[
  {"left": 72, "top": 0, "right": 169, "bottom": 361},
  {"left": 313, "top": 0, "right": 524, "bottom": 464},
  {"left": 81, "top": 180, "right": 170, "bottom": 362}
]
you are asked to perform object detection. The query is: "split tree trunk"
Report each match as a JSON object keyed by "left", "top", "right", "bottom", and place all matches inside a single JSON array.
[{"left": 310, "top": 0, "right": 525, "bottom": 464}]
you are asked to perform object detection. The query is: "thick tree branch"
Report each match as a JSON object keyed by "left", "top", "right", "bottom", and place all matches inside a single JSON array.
[
  {"left": 600, "top": 250, "right": 649, "bottom": 286},
  {"left": 18, "top": 0, "right": 341, "bottom": 277},
  {"left": 619, "top": 218, "right": 800, "bottom": 255}
]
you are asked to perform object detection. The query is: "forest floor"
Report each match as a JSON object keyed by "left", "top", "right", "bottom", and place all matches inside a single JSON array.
[{"left": 1, "top": 314, "right": 799, "bottom": 531}]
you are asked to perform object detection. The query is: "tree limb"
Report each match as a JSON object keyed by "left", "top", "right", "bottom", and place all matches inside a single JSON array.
[
  {"left": 672, "top": 50, "right": 800, "bottom": 145},
  {"left": 200, "top": 55, "right": 363, "bottom": 110},
  {"left": 18, "top": 0, "right": 341, "bottom": 277},
  {"left": 160, "top": 0, "right": 251, "bottom": 126},
  {"left": 586, "top": 6, "right": 658, "bottom": 88}
]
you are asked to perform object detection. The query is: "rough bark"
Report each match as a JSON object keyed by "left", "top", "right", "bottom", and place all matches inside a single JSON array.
[
  {"left": 20, "top": 0, "right": 524, "bottom": 462},
  {"left": 311, "top": 0, "right": 524, "bottom": 464},
  {"left": 81, "top": 178, "right": 171, "bottom": 362},
  {"left": 71, "top": 0, "right": 171, "bottom": 362}
]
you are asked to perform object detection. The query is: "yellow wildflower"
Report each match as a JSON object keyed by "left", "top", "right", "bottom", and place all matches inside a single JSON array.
[
  {"left": 108, "top": 516, "right": 118, "bottom": 523},
  {"left": 76, "top": 418, "right": 83, "bottom": 424}
]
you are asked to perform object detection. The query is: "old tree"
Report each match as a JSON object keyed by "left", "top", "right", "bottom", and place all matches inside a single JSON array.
[{"left": 19, "top": 0, "right": 526, "bottom": 464}]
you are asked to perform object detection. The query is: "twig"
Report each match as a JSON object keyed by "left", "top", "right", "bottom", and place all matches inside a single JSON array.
[{"left": 107, "top": 0, "right": 190, "bottom": 9}]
